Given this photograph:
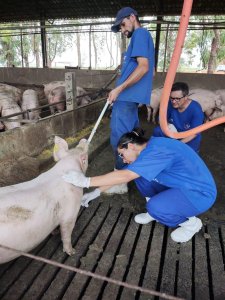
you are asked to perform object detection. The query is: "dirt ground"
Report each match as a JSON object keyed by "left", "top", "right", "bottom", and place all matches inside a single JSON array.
[{"left": 199, "top": 124, "right": 225, "bottom": 219}]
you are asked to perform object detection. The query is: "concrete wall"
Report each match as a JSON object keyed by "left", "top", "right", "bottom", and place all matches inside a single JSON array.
[
  {"left": 0, "top": 67, "right": 115, "bottom": 89},
  {"left": 0, "top": 68, "right": 223, "bottom": 91},
  {"left": 153, "top": 72, "right": 225, "bottom": 90},
  {"left": 0, "top": 100, "right": 106, "bottom": 160}
]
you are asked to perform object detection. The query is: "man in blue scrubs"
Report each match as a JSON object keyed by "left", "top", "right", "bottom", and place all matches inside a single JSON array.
[
  {"left": 63, "top": 129, "right": 217, "bottom": 243},
  {"left": 153, "top": 82, "right": 204, "bottom": 153},
  {"left": 107, "top": 7, "right": 155, "bottom": 194}
]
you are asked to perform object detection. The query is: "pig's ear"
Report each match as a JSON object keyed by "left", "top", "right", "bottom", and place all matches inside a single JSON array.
[
  {"left": 78, "top": 138, "right": 89, "bottom": 153},
  {"left": 79, "top": 152, "right": 88, "bottom": 173},
  {"left": 53, "top": 136, "right": 69, "bottom": 161},
  {"left": 76, "top": 138, "right": 89, "bottom": 172}
]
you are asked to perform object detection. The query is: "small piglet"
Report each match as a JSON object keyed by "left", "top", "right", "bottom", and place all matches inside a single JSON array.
[{"left": 0, "top": 137, "right": 88, "bottom": 264}]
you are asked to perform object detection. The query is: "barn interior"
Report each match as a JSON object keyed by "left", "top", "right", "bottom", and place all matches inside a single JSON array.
[{"left": 0, "top": 1, "right": 225, "bottom": 299}]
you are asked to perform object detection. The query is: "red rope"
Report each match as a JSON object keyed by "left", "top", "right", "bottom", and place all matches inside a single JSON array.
[{"left": 0, "top": 243, "right": 184, "bottom": 300}]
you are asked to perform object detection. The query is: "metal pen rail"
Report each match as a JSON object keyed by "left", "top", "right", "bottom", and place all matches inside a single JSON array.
[{"left": 0, "top": 96, "right": 108, "bottom": 122}]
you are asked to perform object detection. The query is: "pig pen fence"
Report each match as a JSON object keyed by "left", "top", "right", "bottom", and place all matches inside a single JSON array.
[
  {"left": 0, "top": 141, "right": 225, "bottom": 300},
  {"left": 0, "top": 84, "right": 109, "bottom": 124},
  {"left": 0, "top": 67, "right": 119, "bottom": 125}
]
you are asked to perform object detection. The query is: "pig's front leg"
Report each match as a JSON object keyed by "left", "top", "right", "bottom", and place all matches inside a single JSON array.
[{"left": 60, "top": 220, "right": 76, "bottom": 255}]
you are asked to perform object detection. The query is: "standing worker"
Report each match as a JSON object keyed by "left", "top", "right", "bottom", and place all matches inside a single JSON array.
[
  {"left": 107, "top": 7, "right": 155, "bottom": 194},
  {"left": 63, "top": 129, "right": 217, "bottom": 243}
]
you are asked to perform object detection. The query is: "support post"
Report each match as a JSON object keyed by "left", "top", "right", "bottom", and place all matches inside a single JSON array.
[
  {"left": 65, "top": 72, "right": 77, "bottom": 110},
  {"left": 120, "top": 33, "right": 126, "bottom": 64},
  {"left": 89, "top": 25, "right": 92, "bottom": 70},
  {"left": 155, "top": 16, "right": 162, "bottom": 72},
  {"left": 40, "top": 20, "right": 48, "bottom": 67}
]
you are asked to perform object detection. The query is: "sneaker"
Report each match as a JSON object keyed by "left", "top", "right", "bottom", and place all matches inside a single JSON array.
[
  {"left": 134, "top": 212, "right": 155, "bottom": 225},
  {"left": 103, "top": 183, "right": 128, "bottom": 195},
  {"left": 171, "top": 217, "right": 202, "bottom": 243}
]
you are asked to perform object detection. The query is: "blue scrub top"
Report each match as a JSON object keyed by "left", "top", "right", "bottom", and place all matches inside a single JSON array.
[
  {"left": 168, "top": 99, "right": 204, "bottom": 132},
  {"left": 116, "top": 28, "right": 155, "bottom": 105},
  {"left": 126, "top": 137, "right": 217, "bottom": 211},
  {"left": 167, "top": 100, "right": 204, "bottom": 152}
]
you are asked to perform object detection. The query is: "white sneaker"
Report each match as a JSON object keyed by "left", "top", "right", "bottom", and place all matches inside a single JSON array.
[
  {"left": 171, "top": 217, "right": 202, "bottom": 243},
  {"left": 134, "top": 212, "right": 155, "bottom": 225},
  {"left": 104, "top": 183, "right": 128, "bottom": 195}
]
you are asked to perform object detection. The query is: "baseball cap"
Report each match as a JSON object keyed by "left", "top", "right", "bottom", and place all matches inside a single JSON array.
[{"left": 111, "top": 7, "right": 138, "bottom": 33}]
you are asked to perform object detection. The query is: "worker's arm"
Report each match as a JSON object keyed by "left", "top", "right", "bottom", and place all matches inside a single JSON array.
[
  {"left": 62, "top": 169, "right": 139, "bottom": 188},
  {"left": 90, "top": 169, "right": 139, "bottom": 187},
  {"left": 108, "top": 57, "right": 149, "bottom": 103},
  {"left": 180, "top": 134, "right": 197, "bottom": 144}
]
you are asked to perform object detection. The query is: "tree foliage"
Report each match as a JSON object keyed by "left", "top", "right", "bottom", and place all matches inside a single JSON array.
[{"left": 0, "top": 16, "right": 224, "bottom": 71}]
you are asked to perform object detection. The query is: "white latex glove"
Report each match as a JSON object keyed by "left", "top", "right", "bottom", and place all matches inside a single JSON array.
[
  {"left": 81, "top": 188, "right": 101, "bottom": 207},
  {"left": 168, "top": 123, "right": 177, "bottom": 132},
  {"left": 62, "top": 171, "right": 90, "bottom": 188}
]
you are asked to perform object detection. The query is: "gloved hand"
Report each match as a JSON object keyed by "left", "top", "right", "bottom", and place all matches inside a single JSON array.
[
  {"left": 168, "top": 123, "right": 177, "bottom": 132},
  {"left": 62, "top": 171, "right": 90, "bottom": 188},
  {"left": 81, "top": 188, "right": 101, "bottom": 207}
]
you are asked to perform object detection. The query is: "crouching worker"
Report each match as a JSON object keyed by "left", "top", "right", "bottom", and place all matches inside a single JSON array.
[{"left": 63, "top": 129, "right": 217, "bottom": 243}]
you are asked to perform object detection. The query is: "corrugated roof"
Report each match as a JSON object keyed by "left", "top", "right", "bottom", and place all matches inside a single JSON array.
[{"left": 0, "top": 0, "right": 225, "bottom": 23}]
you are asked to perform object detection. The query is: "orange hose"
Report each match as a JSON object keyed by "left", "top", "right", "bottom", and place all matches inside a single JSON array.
[{"left": 159, "top": 0, "right": 225, "bottom": 139}]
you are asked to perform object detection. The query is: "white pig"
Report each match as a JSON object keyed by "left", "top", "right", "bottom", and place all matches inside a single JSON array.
[
  {"left": 0, "top": 92, "right": 22, "bottom": 130},
  {"left": 76, "top": 86, "right": 91, "bottom": 106},
  {"left": 48, "top": 86, "right": 66, "bottom": 114},
  {"left": 44, "top": 82, "right": 91, "bottom": 114},
  {"left": 0, "top": 83, "right": 22, "bottom": 105},
  {"left": 43, "top": 81, "right": 65, "bottom": 99},
  {"left": 209, "top": 105, "right": 225, "bottom": 120},
  {"left": 146, "top": 87, "right": 162, "bottom": 123},
  {"left": 215, "top": 89, "right": 225, "bottom": 105},
  {"left": 0, "top": 136, "right": 88, "bottom": 264},
  {"left": 21, "top": 89, "right": 40, "bottom": 120},
  {"left": 189, "top": 89, "right": 222, "bottom": 120}
]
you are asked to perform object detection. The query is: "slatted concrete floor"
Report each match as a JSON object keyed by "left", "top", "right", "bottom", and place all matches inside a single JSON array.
[{"left": 1, "top": 199, "right": 225, "bottom": 299}]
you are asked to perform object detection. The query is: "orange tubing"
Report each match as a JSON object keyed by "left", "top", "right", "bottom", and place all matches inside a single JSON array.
[{"left": 159, "top": 0, "right": 225, "bottom": 139}]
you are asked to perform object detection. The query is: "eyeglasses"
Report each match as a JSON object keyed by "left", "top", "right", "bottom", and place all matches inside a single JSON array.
[
  {"left": 118, "top": 152, "right": 124, "bottom": 159},
  {"left": 170, "top": 95, "right": 185, "bottom": 102},
  {"left": 118, "top": 138, "right": 134, "bottom": 158}
]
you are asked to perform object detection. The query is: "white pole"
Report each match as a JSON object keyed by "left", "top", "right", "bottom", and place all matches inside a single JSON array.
[{"left": 87, "top": 101, "right": 110, "bottom": 143}]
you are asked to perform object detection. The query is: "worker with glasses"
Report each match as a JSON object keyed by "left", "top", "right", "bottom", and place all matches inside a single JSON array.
[
  {"left": 153, "top": 82, "right": 204, "bottom": 153},
  {"left": 63, "top": 128, "right": 216, "bottom": 243}
]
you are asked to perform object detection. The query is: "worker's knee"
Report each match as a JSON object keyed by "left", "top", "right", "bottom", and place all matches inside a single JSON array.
[{"left": 146, "top": 198, "right": 186, "bottom": 227}]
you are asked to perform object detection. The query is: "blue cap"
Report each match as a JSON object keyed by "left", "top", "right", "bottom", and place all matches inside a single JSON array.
[{"left": 111, "top": 7, "right": 138, "bottom": 33}]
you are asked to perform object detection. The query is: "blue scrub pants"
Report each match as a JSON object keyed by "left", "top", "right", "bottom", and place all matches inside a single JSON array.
[
  {"left": 135, "top": 177, "right": 205, "bottom": 228},
  {"left": 110, "top": 101, "right": 139, "bottom": 170}
]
